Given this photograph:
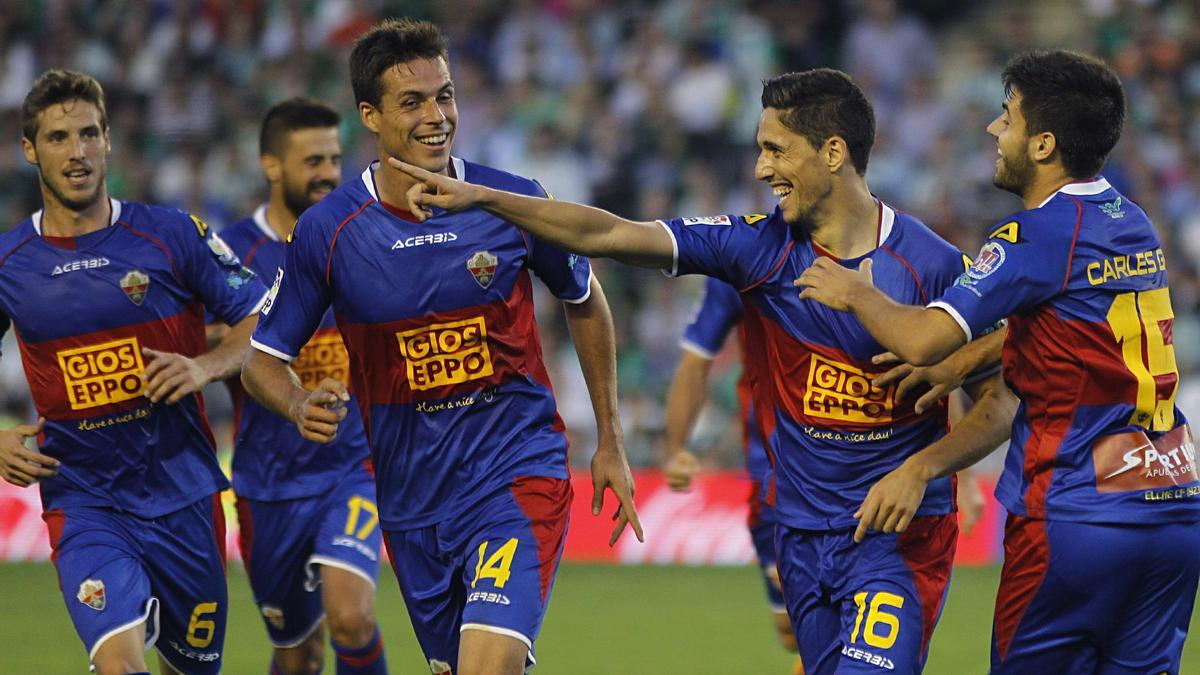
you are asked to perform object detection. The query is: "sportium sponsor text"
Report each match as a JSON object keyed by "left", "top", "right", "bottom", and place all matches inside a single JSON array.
[
  {"left": 58, "top": 337, "right": 145, "bottom": 409},
  {"left": 804, "top": 354, "right": 895, "bottom": 424},
  {"left": 397, "top": 317, "right": 494, "bottom": 390}
]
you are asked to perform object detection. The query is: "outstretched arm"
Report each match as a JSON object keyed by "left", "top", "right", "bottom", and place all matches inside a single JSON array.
[
  {"left": 662, "top": 350, "right": 713, "bottom": 490},
  {"left": 389, "top": 158, "right": 675, "bottom": 269},
  {"left": 563, "top": 277, "right": 643, "bottom": 545},
  {"left": 794, "top": 258, "right": 967, "bottom": 365}
]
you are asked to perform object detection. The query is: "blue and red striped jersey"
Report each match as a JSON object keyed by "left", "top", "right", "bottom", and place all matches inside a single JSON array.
[
  {"left": 250, "top": 160, "right": 592, "bottom": 530},
  {"left": 932, "top": 178, "right": 1199, "bottom": 523},
  {"left": 662, "top": 204, "right": 967, "bottom": 530},
  {"left": 680, "top": 277, "right": 770, "bottom": 483},
  {"left": 219, "top": 206, "right": 369, "bottom": 501},
  {"left": 0, "top": 199, "right": 267, "bottom": 517}
]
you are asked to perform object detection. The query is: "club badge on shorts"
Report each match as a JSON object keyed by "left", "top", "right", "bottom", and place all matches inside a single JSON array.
[
  {"left": 120, "top": 270, "right": 150, "bottom": 305},
  {"left": 467, "top": 251, "right": 498, "bottom": 289},
  {"left": 77, "top": 579, "right": 106, "bottom": 611},
  {"left": 261, "top": 605, "right": 285, "bottom": 631}
]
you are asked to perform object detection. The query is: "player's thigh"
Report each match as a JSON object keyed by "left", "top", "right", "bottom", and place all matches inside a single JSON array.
[
  {"left": 1101, "top": 520, "right": 1200, "bottom": 674},
  {"left": 751, "top": 518, "right": 787, "bottom": 613},
  {"left": 775, "top": 526, "right": 840, "bottom": 673},
  {"left": 384, "top": 526, "right": 464, "bottom": 673},
  {"left": 45, "top": 508, "right": 158, "bottom": 668},
  {"left": 237, "top": 495, "right": 326, "bottom": 649},
  {"left": 143, "top": 496, "right": 228, "bottom": 675},
  {"left": 458, "top": 476, "right": 572, "bottom": 667},
  {"left": 836, "top": 514, "right": 957, "bottom": 675},
  {"left": 310, "top": 467, "right": 383, "bottom": 636}
]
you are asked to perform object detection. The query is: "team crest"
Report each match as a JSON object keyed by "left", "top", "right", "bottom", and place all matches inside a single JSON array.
[
  {"left": 120, "top": 270, "right": 150, "bottom": 305},
  {"left": 467, "top": 251, "right": 499, "bottom": 289},
  {"left": 77, "top": 579, "right": 106, "bottom": 611},
  {"left": 261, "top": 605, "right": 285, "bottom": 631},
  {"left": 430, "top": 659, "right": 453, "bottom": 674}
]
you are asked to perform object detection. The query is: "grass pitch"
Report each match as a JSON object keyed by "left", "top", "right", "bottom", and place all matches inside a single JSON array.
[{"left": 1, "top": 563, "right": 1196, "bottom": 673}]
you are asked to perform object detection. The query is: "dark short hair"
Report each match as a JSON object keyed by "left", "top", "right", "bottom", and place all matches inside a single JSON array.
[
  {"left": 1003, "top": 49, "right": 1126, "bottom": 178},
  {"left": 260, "top": 97, "right": 341, "bottom": 156},
  {"left": 350, "top": 18, "right": 449, "bottom": 108},
  {"left": 21, "top": 69, "right": 108, "bottom": 141},
  {"left": 760, "top": 69, "right": 875, "bottom": 175}
]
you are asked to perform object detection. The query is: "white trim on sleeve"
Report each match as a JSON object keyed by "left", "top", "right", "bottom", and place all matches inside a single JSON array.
[
  {"left": 927, "top": 301, "right": 972, "bottom": 342},
  {"left": 679, "top": 338, "right": 717, "bottom": 360},
  {"left": 250, "top": 338, "right": 296, "bottom": 362},
  {"left": 560, "top": 267, "right": 595, "bottom": 305},
  {"left": 657, "top": 220, "right": 679, "bottom": 277}
]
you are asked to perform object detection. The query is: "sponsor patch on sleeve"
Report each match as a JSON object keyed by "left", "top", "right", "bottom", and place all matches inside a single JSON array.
[{"left": 682, "top": 215, "right": 732, "bottom": 226}]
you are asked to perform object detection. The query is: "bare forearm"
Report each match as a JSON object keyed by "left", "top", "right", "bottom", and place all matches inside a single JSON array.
[
  {"left": 950, "top": 327, "right": 1006, "bottom": 379},
  {"left": 194, "top": 314, "right": 257, "bottom": 383},
  {"left": 848, "top": 290, "right": 964, "bottom": 365},
  {"left": 664, "top": 353, "right": 712, "bottom": 455},
  {"left": 241, "top": 349, "right": 308, "bottom": 423},
  {"left": 476, "top": 188, "right": 672, "bottom": 268},
  {"left": 563, "top": 280, "right": 623, "bottom": 443},
  {"left": 905, "top": 375, "right": 1016, "bottom": 481}
]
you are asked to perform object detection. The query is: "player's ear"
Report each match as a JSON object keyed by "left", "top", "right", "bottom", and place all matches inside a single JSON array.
[
  {"left": 359, "top": 102, "right": 380, "bottom": 134},
  {"left": 261, "top": 154, "right": 282, "bottom": 184},
  {"left": 1031, "top": 131, "right": 1056, "bottom": 162},
  {"left": 20, "top": 136, "right": 37, "bottom": 166},
  {"left": 824, "top": 136, "right": 847, "bottom": 174}
]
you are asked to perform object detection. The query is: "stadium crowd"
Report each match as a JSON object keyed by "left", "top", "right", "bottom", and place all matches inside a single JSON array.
[{"left": 0, "top": 0, "right": 1197, "bottom": 467}]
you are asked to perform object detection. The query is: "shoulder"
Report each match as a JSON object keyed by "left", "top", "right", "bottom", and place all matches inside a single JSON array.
[
  {"left": 116, "top": 201, "right": 210, "bottom": 246},
  {"left": 292, "top": 180, "right": 374, "bottom": 243},
  {"left": 217, "top": 216, "right": 260, "bottom": 249},
  {"left": 993, "top": 201, "right": 1082, "bottom": 247},
  {"left": 459, "top": 159, "right": 546, "bottom": 198},
  {"left": 0, "top": 218, "right": 37, "bottom": 252},
  {"left": 883, "top": 209, "right": 964, "bottom": 273}
]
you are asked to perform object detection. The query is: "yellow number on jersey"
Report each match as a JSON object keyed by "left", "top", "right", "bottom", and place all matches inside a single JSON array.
[
  {"left": 186, "top": 602, "right": 219, "bottom": 648},
  {"left": 1106, "top": 288, "right": 1178, "bottom": 430},
  {"left": 472, "top": 538, "right": 519, "bottom": 589},
  {"left": 850, "top": 591, "right": 905, "bottom": 650},
  {"left": 343, "top": 495, "right": 379, "bottom": 540}
]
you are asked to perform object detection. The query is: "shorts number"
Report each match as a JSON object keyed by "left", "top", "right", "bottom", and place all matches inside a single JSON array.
[
  {"left": 186, "top": 602, "right": 219, "bottom": 648},
  {"left": 850, "top": 591, "right": 904, "bottom": 650},
  {"left": 343, "top": 495, "right": 379, "bottom": 540},
  {"left": 472, "top": 538, "right": 518, "bottom": 589},
  {"left": 1106, "top": 288, "right": 1178, "bottom": 431}
]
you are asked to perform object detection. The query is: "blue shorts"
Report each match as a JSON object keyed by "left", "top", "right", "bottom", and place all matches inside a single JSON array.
[
  {"left": 748, "top": 480, "right": 784, "bottom": 612},
  {"left": 777, "top": 514, "right": 957, "bottom": 675},
  {"left": 992, "top": 515, "right": 1200, "bottom": 674},
  {"left": 383, "top": 476, "right": 571, "bottom": 673},
  {"left": 44, "top": 495, "right": 227, "bottom": 673},
  {"left": 236, "top": 465, "right": 382, "bottom": 647}
]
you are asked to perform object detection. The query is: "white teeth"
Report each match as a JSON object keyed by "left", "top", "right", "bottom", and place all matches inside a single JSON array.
[
  {"left": 416, "top": 134, "right": 448, "bottom": 145},
  {"left": 772, "top": 186, "right": 792, "bottom": 197}
]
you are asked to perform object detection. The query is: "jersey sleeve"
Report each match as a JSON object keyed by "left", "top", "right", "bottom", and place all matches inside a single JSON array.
[
  {"left": 250, "top": 213, "right": 331, "bottom": 361},
  {"left": 659, "top": 214, "right": 780, "bottom": 290},
  {"left": 175, "top": 213, "right": 268, "bottom": 325},
  {"left": 522, "top": 180, "right": 592, "bottom": 302},
  {"left": 681, "top": 277, "right": 743, "bottom": 359},
  {"left": 929, "top": 215, "right": 1073, "bottom": 341}
]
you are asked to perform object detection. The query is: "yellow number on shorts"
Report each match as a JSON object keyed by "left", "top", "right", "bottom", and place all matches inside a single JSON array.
[
  {"left": 343, "top": 495, "right": 379, "bottom": 540},
  {"left": 472, "top": 538, "right": 518, "bottom": 589},
  {"left": 1106, "top": 289, "right": 1178, "bottom": 431},
  {"left": 185, "top": 602, "right": 219, "bottom": 648},
  {"left": 850, "top": 591, "right": 904, "bottom": 650}
]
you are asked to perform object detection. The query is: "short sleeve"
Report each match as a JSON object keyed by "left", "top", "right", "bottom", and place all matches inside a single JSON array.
[
  {"left": 176, "top": 213, "right": 268, "bottom": 325},
  {"left": 250, "top": 214, "right": 331, "bottom": 361},
  {"left": 659, "top": 213, "right": 782, "bottom": 290},
  {"left": 930, "top": 216, "right": 1071, "bottom": 340},
  {"left": 681, "top": 278, "right": 743, "bottom": 358},
  {"left": 527, "top": 237, "right": 592, "bottom": 302}
]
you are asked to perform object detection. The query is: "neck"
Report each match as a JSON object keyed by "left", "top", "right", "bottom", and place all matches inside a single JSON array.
[
  {"left": 808, "top": 177, "right": 881, "bottom": 259},
  {"left": 374, "top": 152, "right": 451, "bottom": 209},
  {"left": 40, "top": 185, "right": 111, "bottom": 237},
  {"left": 264, "top": 197, "right": 298, "bottom": 241},
  {"left": 1021, "top": 166, "right": 1078, "bottom": 209}
]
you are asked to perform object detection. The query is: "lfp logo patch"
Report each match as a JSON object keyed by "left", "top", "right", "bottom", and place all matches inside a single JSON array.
[
  {"left": 77, "top": 579, "right": 106, "bottom": 611},
  {"left": 966, "top": 242, "right": 1006, "bottom": 280}
]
